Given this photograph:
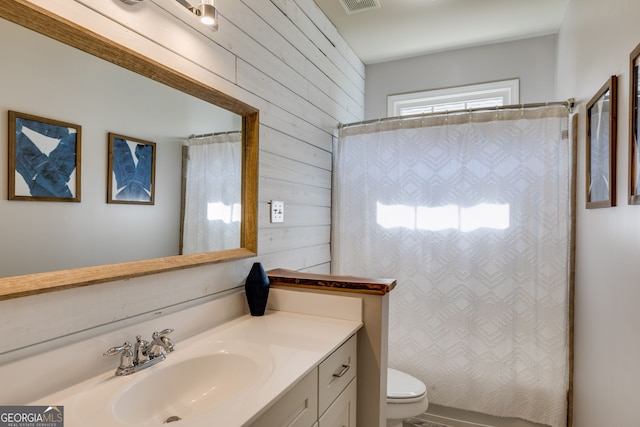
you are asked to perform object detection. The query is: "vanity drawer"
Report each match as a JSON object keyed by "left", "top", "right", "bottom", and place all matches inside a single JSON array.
[
  {"left": 251, "top": 368, "right": 318, "bottom": 427},
  {"left": 318, "top": 334, "right": 357, "bottom": 416},
  {"left": 318, "top": 378, "right": 357, "bottom": 427}
]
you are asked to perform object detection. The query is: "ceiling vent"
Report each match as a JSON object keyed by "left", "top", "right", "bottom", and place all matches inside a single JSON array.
[{"left": 339, "top": 0, "right": 380, "bottom": 14}]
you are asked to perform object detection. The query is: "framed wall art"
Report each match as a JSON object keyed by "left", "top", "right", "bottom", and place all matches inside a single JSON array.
[
  {"left": 586, "top": 75, "right": 617, "bottom": 209},
  {"left": 8, "top": 111, "right": 81, "bottom": 202},
  {"left": 107, "top": 133, "right": 156, "bottom": 205},
  {"left": 630, "top": 44, "right": 640, "bottom": 204}
]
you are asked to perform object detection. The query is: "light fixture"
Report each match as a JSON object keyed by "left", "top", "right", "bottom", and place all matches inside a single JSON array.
[
  {"left": 196, "top": 0, "right": 218, "bottom": 28},
  {"left": 175, "top": 0, "right": 219, "bottom": 30},
  {"left": 119, "top": 0, "right": 219, "bottom": 31}
]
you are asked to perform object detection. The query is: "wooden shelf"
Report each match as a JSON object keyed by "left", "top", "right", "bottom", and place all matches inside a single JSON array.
[{"left": 267, "top": 268, "right": 396, "bottom": 295}]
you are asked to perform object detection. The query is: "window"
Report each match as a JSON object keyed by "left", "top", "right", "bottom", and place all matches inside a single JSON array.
[{"left": 387, "top": 79, "right": 520, "bottom": 117}]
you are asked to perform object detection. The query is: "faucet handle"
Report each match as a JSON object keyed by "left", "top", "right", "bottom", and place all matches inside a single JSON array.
[
  {"left": 104, "top": 341, "right": 134, "bottom": 375},
  {"left": 152, "top": 328, "right": 175, "bottom": 354},
  {"left": 103, "top": 341, "right": 132, "bottom": 357},
  {"left": 152, "top": 328, "right": 174, "bottom": 338}
]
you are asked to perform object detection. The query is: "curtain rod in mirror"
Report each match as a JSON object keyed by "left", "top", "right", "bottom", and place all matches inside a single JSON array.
[{"left": 190, "top": 130, "right": 242, "bottom": 138}]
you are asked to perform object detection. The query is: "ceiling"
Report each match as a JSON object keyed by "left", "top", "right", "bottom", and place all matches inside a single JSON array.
[{"left": 314, "top": 0, "right": 570, "bottom": 64}]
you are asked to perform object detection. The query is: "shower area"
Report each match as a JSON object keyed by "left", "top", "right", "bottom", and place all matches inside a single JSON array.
[{"left": 332, "top": 104, "right": 575, "bottom": 427}]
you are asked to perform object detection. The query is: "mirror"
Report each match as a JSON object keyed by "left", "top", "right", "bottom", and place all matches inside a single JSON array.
[{"left": 0, "top": 2, "right": 258, "bottom": 300}]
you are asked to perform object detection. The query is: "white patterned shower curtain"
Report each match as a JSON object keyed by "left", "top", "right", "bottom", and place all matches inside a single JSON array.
[
  {"left": 332, "top": 106, "right": 574, "bottom": 427},
  {"left": 181, "top": 132, "right": 242, "bottom": 254}
]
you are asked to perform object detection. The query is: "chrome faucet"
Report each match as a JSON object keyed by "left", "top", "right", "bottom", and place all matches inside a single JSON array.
[{"left": 104, "top": 328, "right": 175, "bottom": 376}]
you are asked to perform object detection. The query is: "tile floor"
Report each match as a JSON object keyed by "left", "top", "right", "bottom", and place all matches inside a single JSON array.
[{"left": 404, "top": 418, "right": 452, "bottom": 427}]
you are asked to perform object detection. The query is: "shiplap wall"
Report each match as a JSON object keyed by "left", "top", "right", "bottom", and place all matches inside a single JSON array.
[{"left": 0, "top": 0, "right": 363, "bottom": 362}]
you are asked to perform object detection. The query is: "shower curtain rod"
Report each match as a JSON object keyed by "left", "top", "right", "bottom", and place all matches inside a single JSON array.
[
  {"left": 338, "top": 98, "right": 575, "bottom": 130},
  {"left": 188, "top": 130, "right": 242, "bottom": 138}
]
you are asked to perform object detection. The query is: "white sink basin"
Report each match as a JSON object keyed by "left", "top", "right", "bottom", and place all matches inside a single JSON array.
[
  {"left": 68, "top": 341, "right": 274, "bottom": 427},
  {"left": 113, "top": 353, "right": 261, "bottom": 425}
]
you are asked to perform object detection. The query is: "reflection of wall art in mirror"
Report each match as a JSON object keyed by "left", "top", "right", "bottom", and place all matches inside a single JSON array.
[
  {"left": 107, "top": 133, "right": 156, "bottom": 205},
  {"left": 8, "top": 111, "right": 81, "bottom": 202},
  {"left": 586, "top": 75, "right": 617, "bottom": 209}
]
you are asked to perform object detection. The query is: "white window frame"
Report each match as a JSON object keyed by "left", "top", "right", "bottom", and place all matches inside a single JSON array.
[{"left": 387, "top": 78, "right": 520, "bottom": 117}]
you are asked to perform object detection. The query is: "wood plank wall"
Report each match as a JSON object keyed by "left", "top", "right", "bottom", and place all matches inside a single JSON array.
[
  {"left": 38, "top": 0, "right": 365, "bottom": 272},
  {"left": 0, "top": 0, "right": 364, "bottom": 360}
]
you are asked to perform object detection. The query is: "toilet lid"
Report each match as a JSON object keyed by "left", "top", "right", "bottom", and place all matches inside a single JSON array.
[{"left": 387, "top": 368, "right": 427, "bottom": 402}]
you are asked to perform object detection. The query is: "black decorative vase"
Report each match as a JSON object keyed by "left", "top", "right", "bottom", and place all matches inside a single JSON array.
[{"left": 244, "top": 262, "right": 270, "bottom": 316}]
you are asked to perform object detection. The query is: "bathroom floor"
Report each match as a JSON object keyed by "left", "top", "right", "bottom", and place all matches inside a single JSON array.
[
  {"left": 406, "top": 405, "right": 550, "bottom": 427},
  {"left": 404, "top": 418, "right": 452, "bottom": 427}
]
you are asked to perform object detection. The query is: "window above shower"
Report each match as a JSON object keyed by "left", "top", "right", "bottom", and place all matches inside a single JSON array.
[{"left": 387, "top": 78, "right": 520, "bottom": 117}]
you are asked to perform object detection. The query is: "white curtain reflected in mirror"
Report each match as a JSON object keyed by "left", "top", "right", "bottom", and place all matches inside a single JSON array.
[{"left": 180, "top": 132, "right": 242, "bottom": 254}]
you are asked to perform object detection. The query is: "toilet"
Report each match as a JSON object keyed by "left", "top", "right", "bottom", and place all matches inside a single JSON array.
[{"left": 386, "top": 368, "right": 429, "bottom": 427}]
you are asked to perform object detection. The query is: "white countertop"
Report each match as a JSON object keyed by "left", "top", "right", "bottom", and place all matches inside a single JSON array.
[{"left": 30, "top": 310, "right": 362, "bottom": 427}]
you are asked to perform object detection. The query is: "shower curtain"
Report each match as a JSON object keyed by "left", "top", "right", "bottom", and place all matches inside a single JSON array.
[
  {"left": 181, "top": 132, "right": 242, "bottom": 254},
  {"left": 332, "top": 106, "right": 573, "bottom": 427}
]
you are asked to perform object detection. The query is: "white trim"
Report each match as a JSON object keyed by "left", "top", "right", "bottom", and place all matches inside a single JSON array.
[{"left": 387, "top": 79, "right": 520, "bottom": 117}]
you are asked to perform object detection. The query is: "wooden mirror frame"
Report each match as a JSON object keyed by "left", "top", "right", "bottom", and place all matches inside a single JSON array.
[{"left": 0, "top": 0, "right": 259, "bottom": 300}]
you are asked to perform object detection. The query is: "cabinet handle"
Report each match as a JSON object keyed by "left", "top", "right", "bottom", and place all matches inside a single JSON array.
[{"left": 333, "top": 364, "right": 350, "bottom": 378}]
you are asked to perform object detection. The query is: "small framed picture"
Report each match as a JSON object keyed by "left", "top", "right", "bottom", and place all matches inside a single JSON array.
[
  {"left": 630, "top": 44, "right": 640, "bottom": 204},
  {"left": 107, "top": 133, "right": 156, "bottom": 205},
  {"left": 8, "top": 111, "right": 81, "bottom": 202},
  {"left": 586, "top": 75, "right": 617, "bottom": 209}
]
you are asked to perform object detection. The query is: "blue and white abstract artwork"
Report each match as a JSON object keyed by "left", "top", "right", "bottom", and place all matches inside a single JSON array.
[
  {"left": 11, "top": 113, "right": 79, "bottom": 200},
  {"left": 109, "top": 133, "right": 155, "bottom": 204}
]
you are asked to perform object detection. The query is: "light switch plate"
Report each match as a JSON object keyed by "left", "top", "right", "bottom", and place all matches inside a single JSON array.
[{"left": 270, "top": 200, "right": 284, "bottom": 223}]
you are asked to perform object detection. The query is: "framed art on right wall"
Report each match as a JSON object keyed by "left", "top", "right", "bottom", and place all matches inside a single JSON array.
[
  {"left": 629, "top": 43, "right": 640, "bottom": 204},
  {"left": 586, "top": 75, "right": 617, "bottom": 208}
]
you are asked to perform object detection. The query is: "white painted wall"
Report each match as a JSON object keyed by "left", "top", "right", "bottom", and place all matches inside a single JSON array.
[
  {"left": 0, "top": 0, "right": 364, "bottom": 371},
  {"left": 557, "top": 1, "right": 640, "bottom": 425},
  {"left": 364, "top": 34, "right": 558, "bottom": 120}
]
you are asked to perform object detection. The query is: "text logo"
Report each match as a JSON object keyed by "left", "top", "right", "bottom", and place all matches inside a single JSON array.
[{"left": 0, "top": 406, "right": 63, "bottom": 427}]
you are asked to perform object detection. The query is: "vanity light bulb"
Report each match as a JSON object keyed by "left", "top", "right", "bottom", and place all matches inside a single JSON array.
[{"left": 197, "top": 0, "right": 218, "bottom": 28}]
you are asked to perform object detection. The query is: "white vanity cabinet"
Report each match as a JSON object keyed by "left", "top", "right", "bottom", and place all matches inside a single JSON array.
[
  {"left": 250, "top": 334, "right": 357, "bottom": 427},
  {"left": 318, "top": 334, "right": 357, "bottom": 427},
  {"left": 251, "top": 368, "right": 318, "bottom": 427},
  {"left": 318, "top": 379, "right": 357, "bottom": 427}
]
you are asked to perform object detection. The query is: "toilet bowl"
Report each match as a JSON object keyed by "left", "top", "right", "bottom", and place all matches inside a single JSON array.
[{"left": 386, "top": 368, "right": 429, "bottom": 427}]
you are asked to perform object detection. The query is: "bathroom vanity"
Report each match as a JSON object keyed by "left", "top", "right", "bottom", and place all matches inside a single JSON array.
[
  {"left": 0, "top": 271, "right": 395, "bottom": 427},
  {"left": 27, "top": 308, "right": 361, "bottom": 426}
]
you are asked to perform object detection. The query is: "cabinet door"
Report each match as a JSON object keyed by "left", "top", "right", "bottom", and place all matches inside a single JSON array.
[
  {"left": 318, "top": 334, "right": 357, "bottom": 416},
  {"left": 250, "top": 368, "right": 318, "bottom": 427},
  {"left": 318, "top": 378, "right": 357, "bottom": 427}
]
